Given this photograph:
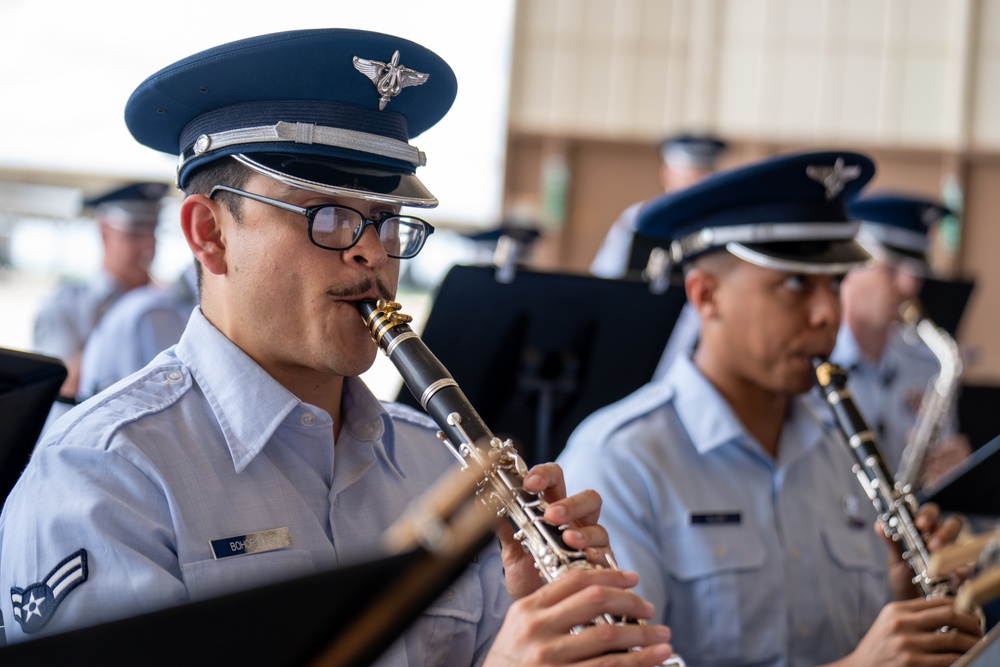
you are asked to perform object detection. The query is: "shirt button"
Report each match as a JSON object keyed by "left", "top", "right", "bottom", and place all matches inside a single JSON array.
[
  {"left": 165, "top": 371, "right": 183, "bottom": 383},
  {"left": 445, "top": 588, "right": 456, "bottom": 603},
  {"left": 300, "top": 412, "right": 316, "bottom": 426},
  {"left": 715, "top": 547, "right": 726, "bottom": 559},
  {"left": 798, "top": 625, "right": 810, "bottom": 638},
  {"left": 790, "top": 547, "right": 801, "bottom": 560}
]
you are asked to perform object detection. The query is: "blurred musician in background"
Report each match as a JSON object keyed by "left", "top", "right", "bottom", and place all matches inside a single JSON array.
[
  {"left": 591, "top": 133, "right": 728, "bottom": 383},
  {"left": 834, "top": 193, "right": 971, "bottom": 485},
  {"left": 560, "top": 151, "right": 982, "bottom": 667},
  {"left": 76, "top": 264, "right": 198, "bottom": 400},
  {"left": 32, "top": 182, "right": 166, "bottom": 403},
  {"left": 590, "top": 132, "right": 727, "bottom": 280}
]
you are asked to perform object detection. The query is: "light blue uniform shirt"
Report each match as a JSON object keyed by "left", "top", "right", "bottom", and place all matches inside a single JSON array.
[
  {"left": 558, "top": 355, "right": 890, "bottom": 667},
  {"left": 78, "top": 266, "right": 198, "bottom": 399},
  {"left": 1, "top": 308, "right": 508, "bottom": 665},
  {"left": 830, "top": 322, "right": 954, "bottom": 474},
  {"left": 590, "top": 202, "right": 642, "bottom": 279},
  {"left": 32, "top": 269, "right": 126, "bottom": 363}
]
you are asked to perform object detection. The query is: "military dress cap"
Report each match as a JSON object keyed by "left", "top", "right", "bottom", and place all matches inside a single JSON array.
[
  {"left": 83, "top": 182, "right": 169, "bottom": 231},
  {"left": 659, "top": 133, "right": 727, "bottom": 169},
  {"left": 849, "top": 192, "right": 950, "bottom": 271},
  {"left": 124, "top": 28, "right": 457, "bottom": 208},
  {"left": 637, "top": 150, "right": 876, "bottom": 274}
]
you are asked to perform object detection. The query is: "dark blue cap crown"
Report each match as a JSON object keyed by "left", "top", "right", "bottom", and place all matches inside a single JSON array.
[
  {"left": 83, "top": 182, "right": 169, "bottom": 228},
  {"left": 849, "top": 192, "right": 950, "bottom": 266},
  {"left": 637, "top": 150, "right": 876, "bottom": 274},
  {"left": 125, "top": 29, "right": 457, "bottom": 206},
  {"left": 83, "top": 182, "right": 169, "bottom": 208}
]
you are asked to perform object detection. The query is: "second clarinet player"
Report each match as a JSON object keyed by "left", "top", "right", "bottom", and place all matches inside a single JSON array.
[{"left": 558, "top": 150, "right": 982, "bottom": 667}]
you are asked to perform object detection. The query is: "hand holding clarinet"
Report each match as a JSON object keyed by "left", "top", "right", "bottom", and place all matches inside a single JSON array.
[
  {"left": 360, "top": 299, "right": 678, "bottom": 667},
  {"left": 813, "top": 359, "right": 983, "bottom": 667}
]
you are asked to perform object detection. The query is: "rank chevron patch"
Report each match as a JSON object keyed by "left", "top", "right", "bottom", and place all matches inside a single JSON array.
[{"left": 11, "top": 549, "right": 88, "bottom": 634}]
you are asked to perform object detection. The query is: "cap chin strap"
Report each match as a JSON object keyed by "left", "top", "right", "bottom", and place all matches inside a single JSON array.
[
  {"left": 724, "top": 241, "right": 872, "bottom": 275},
  {"left": 232, "top": 154, "right": 438, "bottom": 209}
]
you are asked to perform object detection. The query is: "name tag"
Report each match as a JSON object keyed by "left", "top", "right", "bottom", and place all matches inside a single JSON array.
[
  {"left": 690, "top": 512, "right": 741, "bottom": 525},
  {"left": 210, "top": 527, "right": 293, "bottom": 560}
]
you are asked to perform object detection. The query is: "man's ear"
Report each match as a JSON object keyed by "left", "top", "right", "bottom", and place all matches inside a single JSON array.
[
  {"left": 181, "top": 195, "right": 226, "bottom": 276},
  {"left": 685, "top": 266, "right": 720, "bottom": 321}
]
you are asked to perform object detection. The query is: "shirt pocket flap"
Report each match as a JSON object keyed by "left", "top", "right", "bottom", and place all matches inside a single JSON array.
[
  {"left": 423, "top": 562, "right": 484, "bottom": 623},
  {"left": 821, "top": 526, "right": 885, "bottom": 573},
  {"left": 181, "top": 549, "right": 315, "bottom": 599},
  {"left": 661, "top": 525, "right": 766, "bottom": 581}
]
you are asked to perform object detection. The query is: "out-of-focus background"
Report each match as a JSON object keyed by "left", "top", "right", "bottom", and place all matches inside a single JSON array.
[{"left": 3, "top": 0, "right": 1000, "bottom": 398}]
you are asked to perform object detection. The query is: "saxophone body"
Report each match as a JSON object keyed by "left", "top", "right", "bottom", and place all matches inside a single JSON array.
[
  {"left": 813, "top": 358, "right": 951, "bottom": 599},
  {"left": 359, "top": 298, "right": 684, "bottom": 666},
  {"left": 896, "top": 298, "right": 963, "bottom": 493}
]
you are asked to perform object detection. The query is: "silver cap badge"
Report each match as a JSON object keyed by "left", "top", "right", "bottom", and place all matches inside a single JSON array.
[
  {"left": 806, "top": 158, "right": 862, "bottom": 200},
  {"left": 353, "top": 50, "right": 430, "bottom": 110}
]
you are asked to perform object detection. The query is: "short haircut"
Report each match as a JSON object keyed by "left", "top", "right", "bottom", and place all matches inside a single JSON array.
[
  {"left": 184, "top": 157, "right": 252, "bottom": 220},
  {"left": 183, "top": 157, "right": 253, "bottom": 295}
]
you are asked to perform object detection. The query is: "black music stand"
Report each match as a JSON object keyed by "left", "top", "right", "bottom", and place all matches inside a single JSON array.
[
  {"left": 958, "top": 383, "right": 1000, "bottom": 451},
  {"left": 0, "top": 545, "right": 489, "bottom": 667},
  {"left": 918, "top": 276, "right": 975, "bottom": 337},
  {"left": 0, "top": 349, "right": 66, "bottom": 503},
  {"left": 919, "top": 432, "right": 1000, "bottom": 518},
  {"left": 626, "top": 230, "right": 665, "bottom": 280},
  {"left": 395, "top": 265, "right": 687, "bottom": 465}
]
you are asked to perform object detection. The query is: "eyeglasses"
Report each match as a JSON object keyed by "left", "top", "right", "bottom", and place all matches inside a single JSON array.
[{"left": 208, "top": 185, "right": 434, "bottom": 259}]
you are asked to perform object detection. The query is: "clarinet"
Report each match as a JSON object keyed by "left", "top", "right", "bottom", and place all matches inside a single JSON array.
[
  {"left": 359, "top": 298, "right": 685, "bottom": 667},
  {"left": 812, "top": 358, "right": 951, "bottom": 599}
]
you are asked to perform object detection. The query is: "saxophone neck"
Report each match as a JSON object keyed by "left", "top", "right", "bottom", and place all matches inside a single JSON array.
[
  {"left": 895, "top": 296, "right": 963, "bottom": 492},
  {"left": 899, "top": 298, "right": 962, "bottom": 378}
]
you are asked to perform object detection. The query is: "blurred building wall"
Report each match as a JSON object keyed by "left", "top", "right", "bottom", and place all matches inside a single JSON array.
[{"left": 503, "top": 0, "right": 1000, "bottom": 382}]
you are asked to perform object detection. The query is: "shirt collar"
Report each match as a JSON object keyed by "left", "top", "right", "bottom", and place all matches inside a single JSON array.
[
  {"left": 175, "top": 309, "right": 301, "bottom": 471},
  {"left": 663, "top": 355, "right": 747, "bottom": 455},
  {"left": 174, "top": 309, "right": 395, "bottom": 473},
  {"left": 664, "top": 354, "right": 831, "bottom": 462}
]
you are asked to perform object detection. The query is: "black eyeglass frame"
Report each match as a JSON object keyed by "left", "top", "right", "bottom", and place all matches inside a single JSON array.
[{"left": 208, "top": 184, "right": 435, "bottom": 259}]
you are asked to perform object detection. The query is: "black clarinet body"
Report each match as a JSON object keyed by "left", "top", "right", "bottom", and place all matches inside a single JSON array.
[
  {"left": 813, "top": 358, "right": 951, "bottom": 599},
  {"left": 358, "top": 299, "right": 588, "bottom": 580},
  {"left": 358, "top": 298, "right": 685, "bottom": 666}
]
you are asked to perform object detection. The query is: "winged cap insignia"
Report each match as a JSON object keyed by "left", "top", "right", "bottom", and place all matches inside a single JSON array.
[
  {"left": 921, "top": 206, "right": 944, "bottom": 226},
  {"left": 353, "top": 50, "right": 430, "bottom": 110},
  {"left": 806, "top": 158, "right": 863, "bottom": 200}
]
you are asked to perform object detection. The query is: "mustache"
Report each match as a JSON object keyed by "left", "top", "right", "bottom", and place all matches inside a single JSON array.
[{"left": 328, "top": 276, "right": 394, "bottom": 301}]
